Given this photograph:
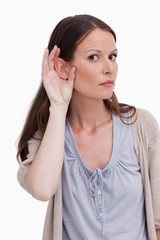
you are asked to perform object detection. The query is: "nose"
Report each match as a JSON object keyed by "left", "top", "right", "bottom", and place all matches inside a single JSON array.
[{"left": 103, "top": 58, "right": 116, "bottom": 75}]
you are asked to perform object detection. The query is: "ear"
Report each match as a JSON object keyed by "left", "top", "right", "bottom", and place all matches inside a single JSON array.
[{"left": 54, "top": 58, "right": 70, "bottom": 79}]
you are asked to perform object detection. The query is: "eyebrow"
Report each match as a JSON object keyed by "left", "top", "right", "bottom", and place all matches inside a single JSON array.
[{"left": 84, "top": 48, "right": 118, "bottom": 53}]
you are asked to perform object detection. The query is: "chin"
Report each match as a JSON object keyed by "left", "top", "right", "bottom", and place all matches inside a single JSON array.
[{"left": 101, "top": 92, "right": 113, "bottom": 100}]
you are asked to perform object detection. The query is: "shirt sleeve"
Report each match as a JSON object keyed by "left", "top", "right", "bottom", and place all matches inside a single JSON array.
[
  {"left": 147, "top": 112, "right": 160, "bottom": 229},
  {"left": 17, "top": 131, "right": 41, "bottom": 193}
]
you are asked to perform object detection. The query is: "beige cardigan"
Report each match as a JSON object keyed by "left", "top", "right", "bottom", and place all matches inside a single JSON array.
[{"left": 17, "top": 108, "right": 160, "bottom": 240}]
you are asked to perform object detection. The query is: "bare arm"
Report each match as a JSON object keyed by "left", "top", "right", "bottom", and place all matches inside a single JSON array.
[
  {"left": 24, "top": 46, "right": 76, "bottom": 201},
  {"left": 156, "top": 229, "right": 160, "bottom": 240},
  {"left": 24, "top": 106, "right": 67, "bottom": 201}
]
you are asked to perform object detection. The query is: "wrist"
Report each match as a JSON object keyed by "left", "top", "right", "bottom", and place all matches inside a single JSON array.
[{"left": 49, "top": 103, "right": 69, "bottom": 116}]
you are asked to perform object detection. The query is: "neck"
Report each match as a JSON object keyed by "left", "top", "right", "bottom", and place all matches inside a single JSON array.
[{"left": 67, "top": 90, "right": 112, "bottom": 132}]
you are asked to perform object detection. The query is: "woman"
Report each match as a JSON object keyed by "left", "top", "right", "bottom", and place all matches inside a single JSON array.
[{"left": 17, "top": 14, "right": 160, "bottom": 240}]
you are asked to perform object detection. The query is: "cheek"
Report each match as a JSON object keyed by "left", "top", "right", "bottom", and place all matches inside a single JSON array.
[
  {"left": 74, "top": 65, "right": 94, "bottom": 83},
  {"left": 115, "top": 63, "right": 118, "bottom": 75},
  {"left": 73, "top": 68, "right": 94, "bottom": 92}
]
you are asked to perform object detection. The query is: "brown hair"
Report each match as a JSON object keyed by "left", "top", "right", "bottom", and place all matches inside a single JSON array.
[{"left": 17, "top": 14, "right": 136, "bottom": 162}]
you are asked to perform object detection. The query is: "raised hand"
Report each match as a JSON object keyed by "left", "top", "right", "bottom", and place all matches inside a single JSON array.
[{"left": 42, "top": 45, "right": 76, "bottom": 107}]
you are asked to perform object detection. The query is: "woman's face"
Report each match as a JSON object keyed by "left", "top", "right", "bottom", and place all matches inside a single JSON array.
[{"left": 70, "top": 28, "right": 118, "bottom": 100}]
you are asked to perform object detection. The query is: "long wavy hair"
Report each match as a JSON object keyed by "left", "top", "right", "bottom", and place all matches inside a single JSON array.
[{"left": 17, "top": 14, "right": 136, "bottom": 162}]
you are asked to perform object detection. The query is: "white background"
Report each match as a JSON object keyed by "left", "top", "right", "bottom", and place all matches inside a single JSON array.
[{"left": 0, "top": 0, "right": 160, "bottom": 239}]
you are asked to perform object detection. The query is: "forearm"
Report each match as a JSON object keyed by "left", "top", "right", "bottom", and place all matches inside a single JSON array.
[
  {"left": 25, "top": 105, "right": 67, "bottom": 201},
  {"left": 156, "top": 229, "right": 160, "bottom": 240}
]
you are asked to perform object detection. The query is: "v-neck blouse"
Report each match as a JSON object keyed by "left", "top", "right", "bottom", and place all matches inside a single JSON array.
[
  {"left": 63, "top": 114, "right": 148, "bottom": 239},
  {"left": 66, "top": 114, "right": 119, "bottom": 175}
]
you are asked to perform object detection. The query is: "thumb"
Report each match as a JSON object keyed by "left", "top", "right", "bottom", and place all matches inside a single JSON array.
[{"left": 68, "top": 67, "right": 76, "bottom": 88}]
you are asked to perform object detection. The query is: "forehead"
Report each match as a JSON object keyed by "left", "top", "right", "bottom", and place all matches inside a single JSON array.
[{"left": 76, "top": 28, "right": 116, "bottom": 53}]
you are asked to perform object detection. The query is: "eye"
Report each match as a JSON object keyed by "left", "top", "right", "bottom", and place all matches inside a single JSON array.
[
  {"left": 88, "top": 55, "right": 98, "bottom": 61},
  {"left": 109, "top": 53, "right": 117, "bottom": 61}
]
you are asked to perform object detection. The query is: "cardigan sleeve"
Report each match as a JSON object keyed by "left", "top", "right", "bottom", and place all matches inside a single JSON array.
[
  {"left": 17, "top": 131, "right": 41, "bottom": 193},
  {"left": 147, "top": 111, "right": 160, "bottom": 229}
]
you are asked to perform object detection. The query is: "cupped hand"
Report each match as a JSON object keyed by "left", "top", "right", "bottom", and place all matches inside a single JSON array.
[{"left": 42, "top": 45, "right": 76, "bottom": 107}]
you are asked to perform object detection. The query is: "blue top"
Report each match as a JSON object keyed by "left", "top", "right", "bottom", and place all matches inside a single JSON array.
[{"left": 62, "top": 114, "right": 149, "bottom": 240}]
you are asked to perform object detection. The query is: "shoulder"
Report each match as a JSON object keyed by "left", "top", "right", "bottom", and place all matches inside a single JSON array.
[
  {"left": 136, "top": 108, "right": 156, "bottom": 122},
  {"left": 27, "top": 131, "right": 42, "bottom": 146},
  {"left": 17, "top": 131, "right": 42, "bottom": 191},
  {"left": 135, "top": 108, "right": 158, "bottom": 126},
  {"left": 27, "top": 131, "right": 42, "bottom": 156},
  {"left": 132, "top": 108, "right": 160, "bottom": 138}
]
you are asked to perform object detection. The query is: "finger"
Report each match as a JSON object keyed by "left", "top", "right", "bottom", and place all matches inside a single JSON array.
[
  {"left": 42, "top": 48, "right": 49, "bottom": 78},
  {"left": 68, "top": 67, "right": 76, "bottom": 88},
  {"left": 53, "top": 47, "right": 61, "bottom": 70},
  {"left": 55, "top": 47, "right": 61, "bottom": 59},
  {"left": 48, "top": 45, "right": 58, "bottom": 70}
]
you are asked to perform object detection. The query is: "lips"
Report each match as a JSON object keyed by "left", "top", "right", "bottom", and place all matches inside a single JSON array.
[{"left": 99, "top": 80, "right": 114, "bottom": 85}]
